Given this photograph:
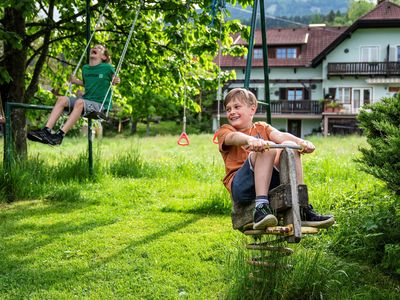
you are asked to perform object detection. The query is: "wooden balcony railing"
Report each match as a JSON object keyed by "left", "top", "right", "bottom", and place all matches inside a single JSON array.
[
  {"left": 213, "top": 100, "right": 323, "bottom": 115},
  {"left": 328, "top": 61, "right": 400, "bottom": 76},
  {"left": 270, "top": 100, "right": 323, "bottom": 114}
]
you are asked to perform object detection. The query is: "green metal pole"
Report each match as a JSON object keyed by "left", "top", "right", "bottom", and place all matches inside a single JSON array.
[
  {"left": 244, "top": 0, "right": 258, "bottom": 89},
  {"left": 259, "top": 0, "right": 272, "bottom": 124},
  {"left": 4, "top": 102, "right": 12, "bottom": 173},
  {"left": 86, "top": 0, "right": 93, "bottom": 176}
]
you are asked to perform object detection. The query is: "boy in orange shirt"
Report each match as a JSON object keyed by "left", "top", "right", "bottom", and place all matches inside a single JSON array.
[{"left": 216, "top": 88, "right": 334, "bottom": 230}]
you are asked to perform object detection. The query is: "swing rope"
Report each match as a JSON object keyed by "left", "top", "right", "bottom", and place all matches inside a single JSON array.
[
  {"left": 67, "top": 2, "right": 109, "bottom": 97},
  {"left": 212, "top": 1, "right": 226, "bottom": 144},
  {"left": 177, "top": 68, "right": 190, "bottom": 146},
  {"left": 100, "top": 0, "right": 143, "bottom": 117}
]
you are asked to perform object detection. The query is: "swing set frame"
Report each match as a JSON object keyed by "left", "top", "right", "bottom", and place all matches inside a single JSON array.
[{"left": 3, "top": 0, "right": 141, "bottom": 177}]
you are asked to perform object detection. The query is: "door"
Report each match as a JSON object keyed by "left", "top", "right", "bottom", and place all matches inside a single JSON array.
[
  {"left": 288, "top": 120, "right": 301, "bottom": 137},
  {"left": 352, "top": 88, "right": 372, "bottom": 113}
]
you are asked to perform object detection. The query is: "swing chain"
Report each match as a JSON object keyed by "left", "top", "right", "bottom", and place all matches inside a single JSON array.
[{"left": 100, "top": 0, "right": 143, "bottom": 117}]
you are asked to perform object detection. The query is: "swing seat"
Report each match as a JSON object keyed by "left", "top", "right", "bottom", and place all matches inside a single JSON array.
[
  {"left": 212, "top": 131, "right": 219, "bottom": 144},
  {"left": 85, "top": 111, "right": 108, "bottom": 121},
  {"left": 177, "top": 132, "right": 190, "bottom": 146},
  {"left": 231, "top": 184, "right": 310, "bottom": 232}
]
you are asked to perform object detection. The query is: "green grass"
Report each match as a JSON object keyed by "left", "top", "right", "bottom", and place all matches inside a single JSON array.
[{"left": 0, "top": 134, "right": 399, "bottom": 299}]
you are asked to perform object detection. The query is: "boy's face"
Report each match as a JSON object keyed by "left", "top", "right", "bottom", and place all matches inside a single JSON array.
[
  {"left": 90, "top": 45, "right": 107, "bottom": 62},
  {"left": 225, "top": 98, "right": 256, "bottom": 130}
]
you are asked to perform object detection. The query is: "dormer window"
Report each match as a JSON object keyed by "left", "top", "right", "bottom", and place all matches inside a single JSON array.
[
  {"left": 276, "top": 47, "right": 298, "bottom": 59},
  {"left": 254, "top": 48, "right": 263, "bottom": 59}
]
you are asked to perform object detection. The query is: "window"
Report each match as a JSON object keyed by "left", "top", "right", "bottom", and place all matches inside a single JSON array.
[
  {"left": 337, "top": 87, "right": 351, "bottom": 104},
  {"left": 254, "top": 48, "right": 263, "bottom": 59},
  {"left": 287, "top": 48, "right": 297, "bottom": 58},
  {"left": 276, "top": 47, "right": 298, "bottom": 59},
  {"left": 287, "top": 88, "right": 303, "bottom": 101},
  {"left": 398, "top": 46, "right": 400, "bottom": 62},
  {"left": 360, "top": 46, "right": 379, "bottom": 62}
]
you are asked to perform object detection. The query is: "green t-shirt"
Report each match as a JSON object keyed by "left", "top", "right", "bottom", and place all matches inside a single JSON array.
[{"left": 82, "top": 63, "right": 115, "bottom": 109}]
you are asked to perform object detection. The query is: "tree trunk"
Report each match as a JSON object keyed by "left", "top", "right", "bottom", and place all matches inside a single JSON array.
[
  {"left": 130, "top": 118, "right": 137, "bottom": 135},
  {"left": 1, "top": 7, "right": 27, "bottom": 160},
  {"left": 146, "top": 116, "right": 150, "bottom": 136}
]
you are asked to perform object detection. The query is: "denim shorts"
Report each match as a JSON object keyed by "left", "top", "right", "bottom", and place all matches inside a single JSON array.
[
  {"left": 68, "top": 97, "right": 102, "bottom": 117},
  {"left": 231, "top": 157, "right": 280, "bottom": 205}
]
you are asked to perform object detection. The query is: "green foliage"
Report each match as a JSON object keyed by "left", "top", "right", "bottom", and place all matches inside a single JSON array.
[
  {"left": 0, "top": 0, "right": 250, "bottom": 156},
  {"left": 357, "top": 94, "right": 400, "bottom": 194},
  {"left": 329, "top": 188, "right": 400, "bottom": 275},
  {"left": 348, "top": 0, "right": 375, "bottom": 21}
]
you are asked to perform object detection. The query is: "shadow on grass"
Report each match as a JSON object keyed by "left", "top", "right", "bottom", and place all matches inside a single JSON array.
[
  {"left": 161, "top": 190, "right": 232, "bottom": 216},
  {"left": 0, "top": 213, "right": 203, "bottom": 296}
]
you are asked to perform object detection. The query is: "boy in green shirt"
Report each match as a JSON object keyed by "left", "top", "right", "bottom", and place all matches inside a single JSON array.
[{"left": 28, "top": 44, "right": 120, "bottom": 146}]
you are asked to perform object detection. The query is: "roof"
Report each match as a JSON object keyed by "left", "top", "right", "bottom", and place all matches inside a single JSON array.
[
  {"left": 360, "top": 0, "right": 400, "bottom": 21},
  {"left": 219, "top": 0, "right": 400, "bottom": 69},
  {"left": 312, "top": 0, "right": 400, "bottom": 66},
  {"left": 219, "top": 26, "right": 345, "bottom": 68}
]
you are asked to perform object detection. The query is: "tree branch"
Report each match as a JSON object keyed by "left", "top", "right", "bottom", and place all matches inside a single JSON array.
[{"left": 25, "top": 0, "right": 55, "bottom": 101}]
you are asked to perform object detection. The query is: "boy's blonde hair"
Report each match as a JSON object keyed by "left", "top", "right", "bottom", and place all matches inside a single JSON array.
[
  {"left": 224, "top": 88, "right": 258, "bottom": 109},
  {"left": 95, "top": 44, "right": 111, "bottom": 63}
]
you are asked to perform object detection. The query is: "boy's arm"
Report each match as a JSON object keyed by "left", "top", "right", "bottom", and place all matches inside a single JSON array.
[
  {"left": 269, "top": 130, "right": 315, "bottom": 153},
  {"left": 69, "top": 76, "right": 84, "bottom": 86},
  {"left": 224, "top": 132, "right": 272, "bottom": 152}
]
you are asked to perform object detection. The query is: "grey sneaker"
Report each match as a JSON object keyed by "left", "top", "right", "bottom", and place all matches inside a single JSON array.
[{"left": 253, "top": 203, "right": 278, "bottom": 230}]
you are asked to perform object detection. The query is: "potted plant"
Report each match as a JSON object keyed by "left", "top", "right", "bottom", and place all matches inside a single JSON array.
[{"left": 324, "top": 99, "right": 342, "bottom": 113}]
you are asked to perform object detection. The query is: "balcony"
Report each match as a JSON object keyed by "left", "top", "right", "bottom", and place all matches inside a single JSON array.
[
  {"left": 328, "top": 61, "right": 400, "bottom": 77},
  {"left": 213, "top": 100, "right": 323, "bottom": 116}
]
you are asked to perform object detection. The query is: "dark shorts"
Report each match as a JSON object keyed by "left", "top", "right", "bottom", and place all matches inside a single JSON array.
[
  {"left": 68, "top": 97, "right": 102, "bottom": 117},
  {"left": 231, "top": 157, "right": 280, "bottom": 205}
]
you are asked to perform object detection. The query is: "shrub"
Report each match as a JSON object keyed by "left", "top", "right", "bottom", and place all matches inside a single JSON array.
[
  {"left": 356, "top": 93, "right": 400, "bottom": 194},
  {"left": 330, "top": 188, "right": 400, "bottom": 274}
]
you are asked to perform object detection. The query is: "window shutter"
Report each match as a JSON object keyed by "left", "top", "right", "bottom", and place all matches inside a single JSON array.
[
  {"left": 304, "top": 88, "right": 310, "bottom": 100},
  {"left": 389, "top": 46, "right": 397, "bottom": 61},
  {"left": 279, "top": 88, "right": 287, "bottom": 100}
]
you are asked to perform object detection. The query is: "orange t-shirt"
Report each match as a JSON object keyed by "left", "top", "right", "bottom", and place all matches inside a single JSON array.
[{"left": 216, "top": 122, "right": 276, "bottom": 193}]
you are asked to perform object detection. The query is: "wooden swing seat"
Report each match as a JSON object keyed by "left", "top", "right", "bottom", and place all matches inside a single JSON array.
[{"left": 231, "top": 148, "right": 325, "bottom": 244}]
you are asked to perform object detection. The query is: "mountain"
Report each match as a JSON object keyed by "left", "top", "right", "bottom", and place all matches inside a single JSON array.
[{"left": 226, "top": 0, "right": 349, "bottom": 19}]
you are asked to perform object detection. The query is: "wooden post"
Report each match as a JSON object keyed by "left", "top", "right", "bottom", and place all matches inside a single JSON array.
[{"left": 278, "top": 149, "right": 302, "bottom": 243}]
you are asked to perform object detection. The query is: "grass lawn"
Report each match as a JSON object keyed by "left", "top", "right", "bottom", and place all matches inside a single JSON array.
[{"left": 0, "top": 133, "right": 399, "bottom": 299}]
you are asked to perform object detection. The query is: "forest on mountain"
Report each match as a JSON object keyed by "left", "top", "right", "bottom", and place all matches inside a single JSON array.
[{"left": 228, "top": 0, "right": 400, "bottom": 28}]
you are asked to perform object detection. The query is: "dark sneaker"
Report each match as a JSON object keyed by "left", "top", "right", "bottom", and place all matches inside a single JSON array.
[
  {"left": 47, "top": 133, "right": 63, "bottom": 146},
  {"left": 301, "top": 204, "right": 335, "bottom": 228},
  {"left": 27, "top": 128, "right": 52, "bottom": 145},
  {"left": 253, "top": 203, "right": 278, "bottom": 230}
]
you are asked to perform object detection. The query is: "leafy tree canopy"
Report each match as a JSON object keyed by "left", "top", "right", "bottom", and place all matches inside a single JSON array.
[{"left": 0, "top": 0, "right": 251, "bottom": 155}]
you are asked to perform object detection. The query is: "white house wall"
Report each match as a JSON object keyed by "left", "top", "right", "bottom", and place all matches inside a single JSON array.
[{"left": 323, "top": 28, "right": 400, "bottom": 102}]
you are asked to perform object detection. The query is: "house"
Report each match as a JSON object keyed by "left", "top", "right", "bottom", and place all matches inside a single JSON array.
[{"left": 215, "top": 0, "right": 400, "bottom": 137}]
